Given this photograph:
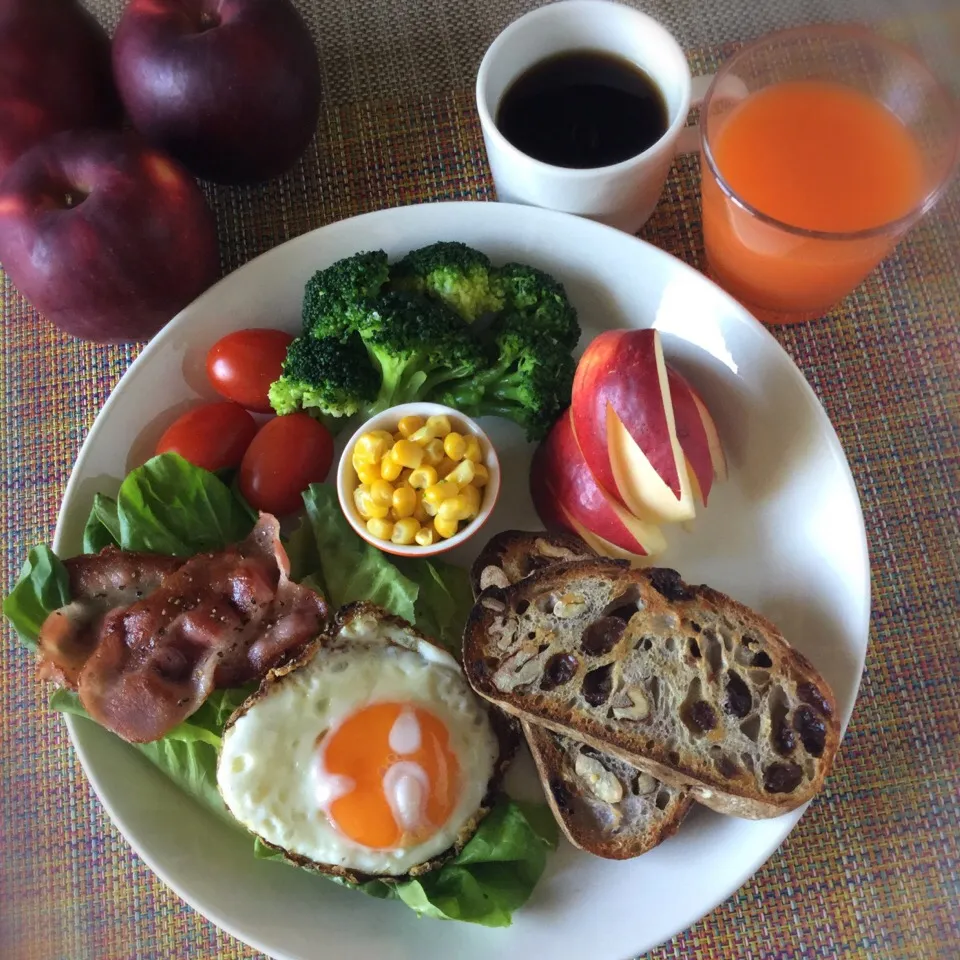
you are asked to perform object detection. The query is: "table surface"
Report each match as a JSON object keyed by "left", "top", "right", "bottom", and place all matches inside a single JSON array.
[{"left": 2, "top": 2, "right": 958, "bottom": 959}]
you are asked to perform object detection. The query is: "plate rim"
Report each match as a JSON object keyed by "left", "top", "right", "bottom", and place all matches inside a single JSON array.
[{"left": 52, "top": 199, "right": 871, "bottom": 959}]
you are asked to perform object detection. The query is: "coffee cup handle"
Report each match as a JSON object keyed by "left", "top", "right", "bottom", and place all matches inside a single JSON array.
[{"left": 674, "top": 74, "right": 715, "bottom": 156}]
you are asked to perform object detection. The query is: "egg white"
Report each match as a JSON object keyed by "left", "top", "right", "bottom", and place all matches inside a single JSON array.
[{"left": 217, "top": 616, "right": 499, "bottom": 876}]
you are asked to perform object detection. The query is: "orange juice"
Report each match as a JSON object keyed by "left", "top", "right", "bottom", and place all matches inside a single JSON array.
[{"left": 701, "top": 80, "right": 928, "bottom": 319}]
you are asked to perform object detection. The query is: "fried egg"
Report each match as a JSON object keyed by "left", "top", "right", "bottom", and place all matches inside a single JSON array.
[{"left": 217, "top": 604, "right": 500, "bottom": 877}]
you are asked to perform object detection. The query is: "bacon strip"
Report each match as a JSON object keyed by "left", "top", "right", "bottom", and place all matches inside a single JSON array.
[
  {"left": 39, "top": 515, "right": 327, "bottom": 743},
  {"left": 37, "top": 550, "right": 184, "bottom": 687}
]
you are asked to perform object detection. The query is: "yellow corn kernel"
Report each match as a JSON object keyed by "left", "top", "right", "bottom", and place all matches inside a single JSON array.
[
  {"left": 408, "top": 426, "right": 433, "bottom": 444},
  {"left": 414, "top": 526, "right": 436, "bottom": 546},
  {"left": 461, "top": 483, "right": 481, "bottom": 517},
  {"left": 471, "top": 462, "right": 489, "bottom": 487},
  {"left": 421, "top": 498, "right": 438, "bottom": 517},
  {"left": 397, "top": 415, "right": 424, "bottom": 438},
  {"left": 426, "top": 414, "right": 452, "bottom": 437},
  {"left": 437, "top": 456, "right": 458, "bottom": 478},
  {"left": 391, "top": 517, "right": 420, "bottom": 545},
  {"left": 408, "top": 465, "right": 438, "bottom": 490},
  {"left": 354, "top": 486, "right": 389, "bottom": 520},
  {"left": 356, "top": 461, "right": 381, "bottom": 485},
  {"left": 393, "top": 431, "right": 404, "bottom": 442},
  {"left": 438, "top": 496, "right": 472, "bottom": 522},
  {"left": 354, "top": 431, "right": 391, "bottom": 463},
  {"left": 434, "top": 516, "right": 459, "bottom": 539},
  {"left": 422, "top": 438, "right": 445, "bottom": 466},
  {"left": 423, "top": 481, "right": 459, "bottom": 506},
  {"left": 389, "top": 439, "right": 424, "bottom": 469},
  {"left": 392, "top": 485, "right": 417, "bottom": 518},
  {"left": 463, "top": 434, "right": 482, "bottom": 462},
  {"left": 366, "top": 517, "right": 394, "bottom": 540},
  {"left": 413, "top": 496, "right": 431, "bottom": 523},
  {"left": 379, "top": 456, "right": 403, "bottom": 481},
  {"left": 445, "top": 459, "right": 475, "bottom": 487},
  {"left": 369, "top": 479, "right": 394, "bottom": 508},
  {"left": 443, "top": 432, "right": 466, "bottom": 461}
]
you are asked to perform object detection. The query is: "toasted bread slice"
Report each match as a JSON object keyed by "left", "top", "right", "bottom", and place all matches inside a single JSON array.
[
  {"left": 470, "top": 529, "right": 596, "bottom": 594},
  {"left": 472, "top": 531, "right": 692, "bottom": 858},
  {"left": 464, "top": 560, "right": 839, "bottom": 819}
]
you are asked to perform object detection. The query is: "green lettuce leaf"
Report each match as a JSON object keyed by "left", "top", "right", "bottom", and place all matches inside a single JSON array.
[
  {"left": 117, "top": 453, "right": 255, "bottom": 556},
  {"left": 2, "top": 545, "right": 72, "bottom": 649},
  {"left": 254, "top": 797, "right": 557, "bottom": 926},
  {"left": 82, "top": 493, "right": 121, "bottom": 553},
  {"left": 395, "top": 557, "right": 474, "bottom": 654},
  {"left": 50, "top": 685, "right": 254, "bottom": 824},
  {"left": 301, "top": 484, "right": 417, "bottom": 622},
  {"left": 395, "top": 799, "right": 558, "bottom": 926}
]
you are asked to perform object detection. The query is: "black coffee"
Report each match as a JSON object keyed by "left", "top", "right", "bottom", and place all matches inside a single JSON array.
[{"left": 496, "top": 50, "right": 669, "bottom": 169}]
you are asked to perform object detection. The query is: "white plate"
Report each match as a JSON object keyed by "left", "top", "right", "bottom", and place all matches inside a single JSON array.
[{"left": 53, "top": 201, "right": 869, "bottom": 960}]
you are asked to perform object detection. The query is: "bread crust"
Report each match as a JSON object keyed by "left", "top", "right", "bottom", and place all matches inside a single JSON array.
[{"left": 464, "top": 560, "right": 839, "bottom": 819}]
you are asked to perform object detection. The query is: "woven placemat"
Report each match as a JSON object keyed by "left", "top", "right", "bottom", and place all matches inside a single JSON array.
[{"left": 2, "top": 2, "right": 958, "bottom": 959}]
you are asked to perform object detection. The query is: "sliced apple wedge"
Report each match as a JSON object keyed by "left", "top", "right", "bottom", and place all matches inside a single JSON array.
[
  {"left": 688, "top": 382, "right": 728, "bottom": 482},
  {"left": 668, "top": 367, "right": 716, "bottom": 505},
  {"left": 573, "top": 329, "right": 696, "bottom": 524},
  {"left": 533, "top": 412, "right": 666, "bottom": 557},
  {"left": 558, "top": 503, "right": 653, "bottom": 566}
]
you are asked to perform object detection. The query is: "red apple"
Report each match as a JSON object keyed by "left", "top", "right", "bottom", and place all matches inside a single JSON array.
[
  {"left": 572, "top": 329, "right": 696, "bottom": 524},
  {"left": 558, "top": 504, "right": 651, "bottom": 565},
  {"left": 0, "top": 0, "right": 121, "bottom": 180},
  {"left": 530, "top": 439, "right": 576, "bottom": 533},
  {"left": 533, "top": 412, "right": 666, "bottom": 557},
  {"left": 668, "top": 367, "right": 715, "bottom": 505},
  {"left": 113, "top": 0, "right": 321, "bottom": 184},
  {"left": 687, "top": 380, "right": 727, "bottom": 482},
  {"left": 0, "top": 131, "right": 220, "bottom": 342}
]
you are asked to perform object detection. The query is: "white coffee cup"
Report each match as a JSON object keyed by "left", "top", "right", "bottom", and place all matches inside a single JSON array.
[{"left": 476, "top": 0, "right": 711, "bottom": 233}]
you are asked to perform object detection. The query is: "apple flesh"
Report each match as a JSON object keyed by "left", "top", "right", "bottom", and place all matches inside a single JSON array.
[
  {"left": 532, "top": 412, "right": 666, "bottom": 557},
  {"left": 572, "top": 328, "right": 696, "bottom": 523},
  {"left": 113, "top": 0, "right": 321, "bottom": 184},
  {"left": 0, "top": 131, "right": 220, "bottom": 342},
  {"left": 0, "top": 0, "right": 121, "bottom": 180},
  {"left": 688, "top": 380, "right": 727, "bottom": 482}
]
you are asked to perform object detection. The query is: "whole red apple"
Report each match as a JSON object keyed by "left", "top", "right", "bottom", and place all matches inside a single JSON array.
[
  {"left": 0, "top": 131, "right": 220, "bottom": 342},
  {"left": 113, "top": 0, "right": 321, "bottom": 184},
  {"left": 0, "top": 0, "right": 121, "bottom": 180}
]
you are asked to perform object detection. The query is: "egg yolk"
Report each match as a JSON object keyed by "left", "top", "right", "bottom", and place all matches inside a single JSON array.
[{"left": 319, "top": 702, "right": 461, "bottom": 850}]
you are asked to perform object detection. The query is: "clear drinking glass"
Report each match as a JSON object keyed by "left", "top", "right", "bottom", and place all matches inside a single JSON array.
[{"left": 699, "top": 25, "right": 959, "bottom": 324}]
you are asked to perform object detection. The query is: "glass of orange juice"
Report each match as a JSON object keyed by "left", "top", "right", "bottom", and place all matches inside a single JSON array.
[{"left": 699, "top": 25, "right": 958, "bottom": 324}]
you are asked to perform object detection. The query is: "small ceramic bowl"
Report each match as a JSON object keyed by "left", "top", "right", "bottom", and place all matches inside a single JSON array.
[{"left": 337, "top": 402, "right": 501, "bottom": 557}]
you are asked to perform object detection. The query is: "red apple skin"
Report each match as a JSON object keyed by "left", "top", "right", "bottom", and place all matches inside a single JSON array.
[
  {"left": 668, "top": 367, "right": 714, "bottom": 504},
  {"left": 113, "top": 0, "right": 321, "bottom": 184},
  {"left": 530, "top": 437, "right": 577, "bottom": 533},
  {"left": 572, "top": 328, "right": 685, "bottom": 500},
  {"left": 537, "top": 412, "right": 657, "bottom": 555},
  {"left": 0, "top": 131, "right": 220, "bottom": 342},
  {"left": 0, "top": 0, "right": 121, "bottom": 180}
]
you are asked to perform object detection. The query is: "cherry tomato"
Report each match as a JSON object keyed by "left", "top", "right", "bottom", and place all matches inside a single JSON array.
[
  {"left": 155, "top": 401, "right": 258, "bottom": 472},
  {"left": 239, "top": 413, "right": 334, "bottom": 516},
  {"left": 206, "top": 328, "right": 294, "bottom": 413}
]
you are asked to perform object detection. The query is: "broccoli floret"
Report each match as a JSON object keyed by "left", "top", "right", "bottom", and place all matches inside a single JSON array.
[
  {"left": 437, "top": 317, "right": 575, "bottom": 440},
  {"left": 268, "top": 332, "right": 380, "bottom": 421},
  {"left": 390, "top": 242, "right": 504, "bottom": 322},
  {"left": 357, "top": 292, "right": 487, "bottom": 411},
  {"left": 302, "top": 250, "right": 390, "bottom": 339},
  {"left": 494, "top": 263, "right": 580, "bottom": 350}
]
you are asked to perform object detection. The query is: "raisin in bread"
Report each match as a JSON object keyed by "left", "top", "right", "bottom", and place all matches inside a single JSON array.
[
  {"left": 464, "top": 559, "right": 839, "bottom": 819},
  {"left": 470, "top": 531, "right": 692, "bottom": 858}
]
